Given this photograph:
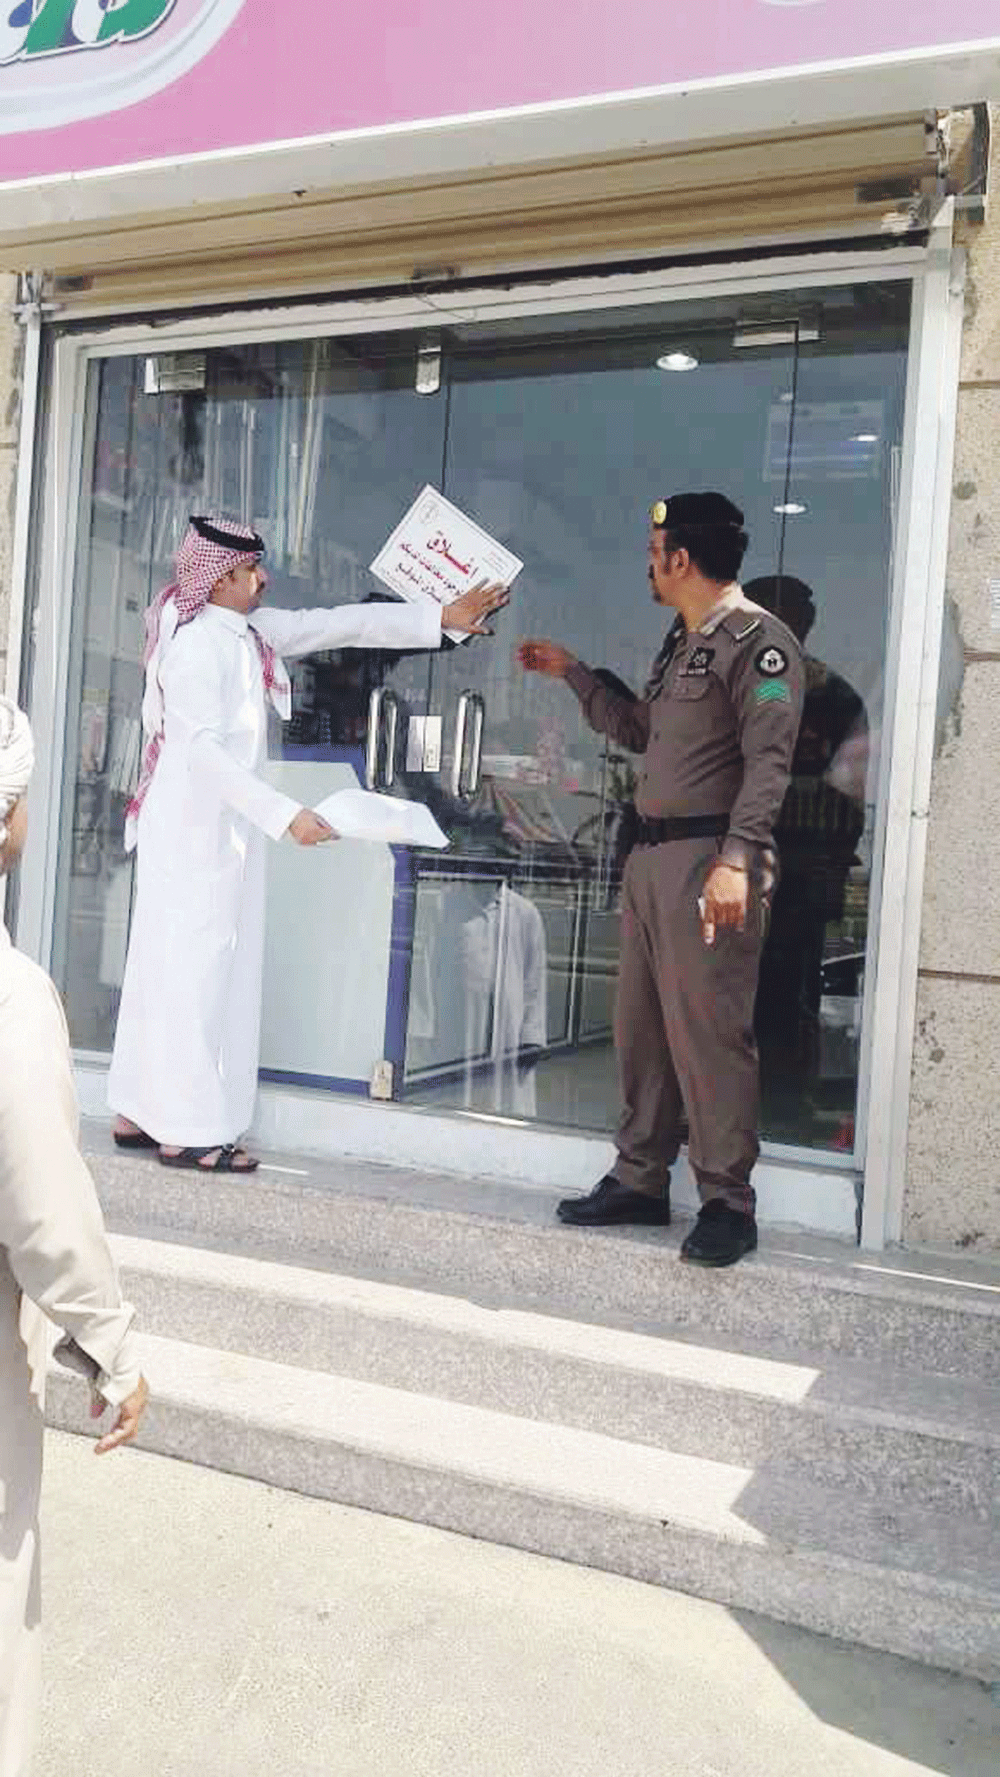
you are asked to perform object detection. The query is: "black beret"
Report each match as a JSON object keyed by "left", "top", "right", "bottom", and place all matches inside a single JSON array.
[{"left": 651, "top": 491, "right": 745, "bottom": 530}]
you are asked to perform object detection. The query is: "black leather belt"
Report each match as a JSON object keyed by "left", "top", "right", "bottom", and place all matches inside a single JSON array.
[{"left": 633, "top": 814, "right": 730, "bottom": 845}]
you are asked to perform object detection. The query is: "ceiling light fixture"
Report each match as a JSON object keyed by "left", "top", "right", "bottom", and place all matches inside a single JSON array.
[
  {"left": 852, "top": 431, "right": 879, "bottom": 443},
  {"left": 774, "top": 502, "right": 808, "bottom": 516},
  {"left": 656, "top": 351, "right": 699, "bottom": 371},
  {"left": 733, "top": 325, "right": 819, "bottom": 349}
]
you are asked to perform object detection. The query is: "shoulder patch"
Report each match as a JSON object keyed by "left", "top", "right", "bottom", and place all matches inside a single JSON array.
[
  {"left": 754, "top": 644, "right": 790, "bottom": 678},
  {"left": 754, "top": 680, "right": 792, "bottom": 706}
]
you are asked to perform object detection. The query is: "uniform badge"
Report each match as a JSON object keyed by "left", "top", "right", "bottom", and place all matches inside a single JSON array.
[
  {"left": 683, "top": 646, "right": 714, "bottom": 676},
  {"left": 754, "top": 680, "right": 792, "bottom": 706},
  {"left": 755, "top": 645, "right": 789, "bottom": 678}
]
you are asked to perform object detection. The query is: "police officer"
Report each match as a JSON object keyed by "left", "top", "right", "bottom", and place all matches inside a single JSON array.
[{"left": 518, "top": 492, "right": 804, "bottom": 1267}]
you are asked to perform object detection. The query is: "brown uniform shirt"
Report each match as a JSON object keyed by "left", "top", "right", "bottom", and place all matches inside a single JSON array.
[{"left": 566, "top": 586, "right": 805, "bottom": 872}]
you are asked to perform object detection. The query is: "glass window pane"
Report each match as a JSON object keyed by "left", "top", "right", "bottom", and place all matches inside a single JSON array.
[
  {"left": 401, "top": 287, "right": 910, "bottom": 1152},
  {"left": 52, "top": 336, "right": 447, "bottom": 1070},
  {"left": 752, "top": 284, "right": 911, "bottom": 1151}
]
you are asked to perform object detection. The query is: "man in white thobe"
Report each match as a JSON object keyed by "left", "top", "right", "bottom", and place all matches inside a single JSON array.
[
  {"left": 109, "top": 515, "right": 507, "bottom": 1171},
  {"left": 0, "top": 697, "right": 149, "bottom": 1777}
]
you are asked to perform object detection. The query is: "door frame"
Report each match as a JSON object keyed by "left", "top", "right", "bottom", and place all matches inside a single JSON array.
[{"left": 13, "top": 232, "right": 961, "bottom": 1246}]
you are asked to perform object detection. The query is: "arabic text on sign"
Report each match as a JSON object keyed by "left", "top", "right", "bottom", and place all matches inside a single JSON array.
[{"left": 427, "top": 534, "right": 472, "bottom": 575}]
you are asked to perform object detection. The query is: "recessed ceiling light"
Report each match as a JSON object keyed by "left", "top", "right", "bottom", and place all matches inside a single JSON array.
[
  {"left": 774, "top": 501, "right": 808, "bottom": 516},
  {"left": 778, "top": 392, "right": 794, "bottom": 403},
  {"left": 852, "top": 431, "right": 879, "bottom": 443},
  {"left": 656, "top": 351, "right": 699, "bottom": 372}
]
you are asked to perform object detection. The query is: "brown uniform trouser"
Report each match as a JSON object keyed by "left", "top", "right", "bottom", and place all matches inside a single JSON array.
[{"left": 610, "top": 839, "right": 763, "bottom": 1215}]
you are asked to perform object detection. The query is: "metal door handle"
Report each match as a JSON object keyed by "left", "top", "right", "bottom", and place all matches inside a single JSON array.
[
  {"left": 467, "top": 694, "right": 485, "bottom": 798},
  {"left": 365, "top": 687, "right": 399, "bottom": 789},
  {"left": 450, "top": 692, "right": 485, "bottom": 800},
  {"left": 450, "top": 691, "right": 471, "bottom": 798},
  {"left": 383, "top": 693, "right": 399, "bottom": 789},
  {"left": 365, "top": 687, "right": 384, "bottom": 788}
]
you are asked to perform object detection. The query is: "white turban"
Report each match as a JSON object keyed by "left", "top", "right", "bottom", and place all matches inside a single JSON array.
[{"left": 0, "top": 696, "right": 34, "bottom": 849}]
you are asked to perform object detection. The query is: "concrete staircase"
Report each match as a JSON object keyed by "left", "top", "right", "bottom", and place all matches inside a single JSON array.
[{"left": 48, "top": 1134, "right": 1000, "bottom": 1681}]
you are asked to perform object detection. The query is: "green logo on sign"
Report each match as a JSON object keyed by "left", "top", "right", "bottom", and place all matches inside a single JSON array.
[{"left": 2, "top": 0, "right": 176, "bottom": 62}]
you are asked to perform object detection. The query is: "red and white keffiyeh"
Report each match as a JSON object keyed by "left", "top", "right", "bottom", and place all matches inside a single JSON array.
[{"left": 124, "top": 517, "right": 291, "bottom": 850}]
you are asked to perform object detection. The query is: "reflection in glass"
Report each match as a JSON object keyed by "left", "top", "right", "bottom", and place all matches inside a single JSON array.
[
  {"left": 407, "top": 878, "right": 549, "bottom": 1116},
  {"left": 747, "top": 574, "right": 869, "bottom": 1147}
]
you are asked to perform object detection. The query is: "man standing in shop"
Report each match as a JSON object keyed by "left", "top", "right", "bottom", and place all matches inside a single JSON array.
[
  {"left": 518, "top": 492, "right": 803, "bottom": 1267},
  {"left": 110, "top": 515, "right": 507, "bottom": 1174}
]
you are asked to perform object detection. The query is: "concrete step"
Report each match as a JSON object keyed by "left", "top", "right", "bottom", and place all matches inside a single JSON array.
[
  {"left": 110, "top": 1233, "right": 1000, "bottom": 1521},
  {"left": 85, "top": 1141, "right": 1000, "bottom": 1381},
  {"left": 47, "top": 1331, "right": 1000, "bottom": 1683}
]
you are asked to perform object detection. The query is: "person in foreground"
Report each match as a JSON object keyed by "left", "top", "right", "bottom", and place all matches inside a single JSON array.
[
  {"left": 0, "top": 696, "right": 148, "bottom": 1777},
  {"left": 109, "top": 515, "right": 508, "bottom": 1174},
  {"left": 519, "top": 493, "right": 804, "bottom": 1267}
]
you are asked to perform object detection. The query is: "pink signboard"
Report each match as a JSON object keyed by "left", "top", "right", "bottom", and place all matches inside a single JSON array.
[{"left": 0, "top": 0, "right": 998, "bottom": 185}]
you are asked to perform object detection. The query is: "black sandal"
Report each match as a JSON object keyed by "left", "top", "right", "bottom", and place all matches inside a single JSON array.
[
  {"left": 114, "top": 1129, "right": 159, "bottom": 1150},
  {"left": 158, "top": 1144, "right": 260, "bottom": 1173}
]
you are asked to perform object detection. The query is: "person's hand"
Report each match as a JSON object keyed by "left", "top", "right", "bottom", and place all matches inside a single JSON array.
[
  {"left": 517, "top": 639, "right": 576, "bottom": 679},
  {"left": 699, "top": 863, "right": 749, "bottom": 947},
  {"left": 443, "top": 580, "right": 509, "bottom": 636},
  {"left": 288, "top": 810, "right": 338, "bottom": 846},
  {"left": 92, "top": 1374, "right": 149, "bottom": 1455}
]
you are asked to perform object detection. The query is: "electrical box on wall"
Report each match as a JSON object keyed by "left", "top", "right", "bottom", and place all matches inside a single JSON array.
[{"left": 370, "top": 1060, "right": 394, "bottom": 1100}]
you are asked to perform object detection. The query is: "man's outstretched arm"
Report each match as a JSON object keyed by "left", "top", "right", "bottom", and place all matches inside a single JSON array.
[{"left": 518, "top": 640, "right": 650, "bottom": 754}]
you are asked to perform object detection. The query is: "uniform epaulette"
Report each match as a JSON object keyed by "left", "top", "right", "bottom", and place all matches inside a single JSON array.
[{"left": 722, "top": 614, "right": 762, "bottom": 645}]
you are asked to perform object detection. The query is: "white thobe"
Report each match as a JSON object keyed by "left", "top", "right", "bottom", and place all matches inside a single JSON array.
[
  {"left": 0, "top": 924, "right": 142, "bottom": 1777},
  {"left": 108, "top": 600, "right": 442, "bottom": 1147},
  {"left": 462, "top": 886, "right": 548, "bottom": 1116}
]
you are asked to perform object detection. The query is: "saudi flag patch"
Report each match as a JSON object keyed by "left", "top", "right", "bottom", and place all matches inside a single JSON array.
[{"left": 754, "top": 680, "right": 792, "bottom": 706}]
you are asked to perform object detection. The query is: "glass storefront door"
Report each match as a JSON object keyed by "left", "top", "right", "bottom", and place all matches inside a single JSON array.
[
  {"left": 50, "top": 277, "right": 911, "bottom": 1160},
  {"left": 405, "top": 310, "right": 799, "bottom": 1131}
]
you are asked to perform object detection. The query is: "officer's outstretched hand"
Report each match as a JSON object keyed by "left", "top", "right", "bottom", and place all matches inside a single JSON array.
[
  {"left": 517, "top": 639, "right": 576, "bottom": 678},
  {"left": 699, "top": 863, "right": 749, "bottom": 947}
]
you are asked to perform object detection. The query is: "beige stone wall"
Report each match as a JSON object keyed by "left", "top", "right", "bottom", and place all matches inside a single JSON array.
[
  {"left": 904, "top": 113, "right": 1000, "bottom": 1251},
  {"left": 0, "top": 274, "right": 20, "bottom": 692}
]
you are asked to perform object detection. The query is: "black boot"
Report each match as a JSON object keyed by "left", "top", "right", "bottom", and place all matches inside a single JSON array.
[
  {"left": 680, "top": 1199, "right": 757, "bottom": 1267},
  {"left": 557, "top": 1175, "right": 671, "bottom": 1227}
]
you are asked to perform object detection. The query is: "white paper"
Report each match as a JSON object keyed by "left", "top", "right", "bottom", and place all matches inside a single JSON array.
[
  {"left": 370, "top": 484, "right": 523, "bottom": 643},
  {"left": 314, "top": 787, "right": 450, "bottom": 849}
]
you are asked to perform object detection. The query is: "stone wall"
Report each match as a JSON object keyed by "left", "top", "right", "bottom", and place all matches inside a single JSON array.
[
  {"left": 904, "top": 112, "right": 1000, "bottom": 1251},
  {"left": 0, "top": 274, "right": 20, "bottom": 692}
]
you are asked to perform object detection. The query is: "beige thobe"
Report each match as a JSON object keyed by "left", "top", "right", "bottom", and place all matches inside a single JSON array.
[{"left": 0, "top": 924, "right": 141, "bottom": 1777}]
